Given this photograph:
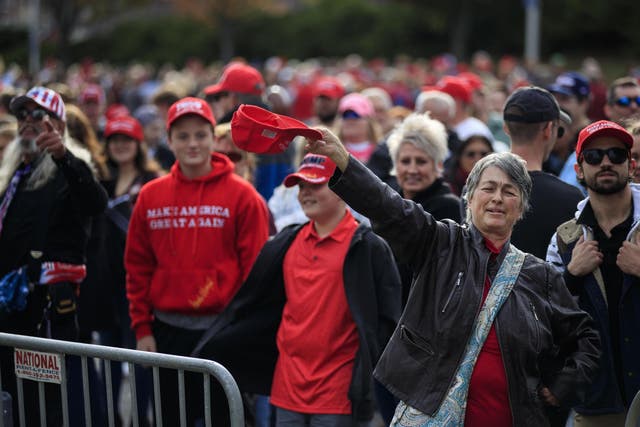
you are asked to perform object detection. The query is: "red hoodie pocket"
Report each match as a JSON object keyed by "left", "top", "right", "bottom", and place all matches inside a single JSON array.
[{"left": 150, "top": 268, "right": 230, "bottom": 314}]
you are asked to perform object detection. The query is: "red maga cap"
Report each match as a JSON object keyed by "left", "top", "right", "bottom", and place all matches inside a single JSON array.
[
  {"left": 576, "top": 120, "right": 634, "bottom": 157},
  {"left": 423, "top": 76, "right": 473, "bottom": 104},
  {"left": 312, "top": 76, "right": 345, "bottom": 100},
  {"left": 283, "top": 153, "right": 336, "bottom": 187},
  {"left": 105, "top": 115, "right": 144, "bottom": 141},
  {"left": 166, "top": 97, "right": 216, "bottom": 130},
  {"left": 204, "top": 63, "right": 265, "bottom": 96},
  {"left": 231, "top": 104, "right": 323, "bottom": 154}
]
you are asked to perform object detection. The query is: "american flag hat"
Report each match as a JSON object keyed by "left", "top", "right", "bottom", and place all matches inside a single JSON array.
[{"left": 9, "top": 86, "right": 67, "bottom": 122}]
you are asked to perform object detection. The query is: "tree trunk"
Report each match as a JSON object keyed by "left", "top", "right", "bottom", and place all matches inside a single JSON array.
[{"left": 449, "top": 0, "right": 473, "bottom": 60}]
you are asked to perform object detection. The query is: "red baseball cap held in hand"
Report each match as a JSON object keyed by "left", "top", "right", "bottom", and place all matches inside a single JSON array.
[
  {"left": 575, "top": 120, "right": 634, "bottom": 157},
  {"left": 231, "top": 104, "right": 323, "bottom": 154},
  {"left": 283, "top": 153, "right": 337, "bottom": 187},
  {"left": 166, "top": 97, "right": 217, "bottom": 130},
  {"left": 105, "top": 115, "right": 144, "bottom": 142}
]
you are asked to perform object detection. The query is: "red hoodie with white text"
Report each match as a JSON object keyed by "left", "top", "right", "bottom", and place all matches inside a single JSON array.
[{"left": 125, "top": 154, "right": 269, "bottom": 339}]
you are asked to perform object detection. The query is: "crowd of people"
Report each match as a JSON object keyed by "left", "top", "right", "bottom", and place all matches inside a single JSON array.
[{"left": 0, "top": 50, "right": 639, "bottom": 427}]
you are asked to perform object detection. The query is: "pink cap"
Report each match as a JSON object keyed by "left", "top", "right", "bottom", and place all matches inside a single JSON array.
[
  {"left": 231, "top": 104, "right": 322, "bottom": 154},
  {"left": 283, "top": 154, "right": 336, "bottom": 187},
  {"left": 576, "top": 120, "right": 634, "bottom": 158},
  {"left": 10, "top": 86, "right": 66, "bottom": 121},
  {"left": 166, "top": 97, "right": 217, "bottom": 130},
  {"left": 204, "top": 63, "right": 265, "bottom": 96},
  {"left": 105, "top": 115, "right": 144, "bottom": 141},
  {"left": 338, "top": 93, "right": 374, "bottom": 118}
]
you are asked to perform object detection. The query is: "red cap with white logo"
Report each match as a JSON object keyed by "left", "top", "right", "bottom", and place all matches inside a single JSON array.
[
  {"left": 166, "top": 97, "right": 217, "bottom": 130},
  {"left": 105, "top": 116, "right": 144, "bottom": 142}
]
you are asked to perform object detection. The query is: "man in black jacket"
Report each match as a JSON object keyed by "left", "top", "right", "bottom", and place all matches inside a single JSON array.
[
  {"left": 195, "top": 154, "right": 401, "bottom": 427},
  {"left": 0, "top": 86, "right": 107, "bottom": 425}
]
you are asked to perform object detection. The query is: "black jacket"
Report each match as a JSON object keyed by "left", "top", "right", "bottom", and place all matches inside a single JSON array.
[
  {"left": 329, "top": 157, "right": 601, "bottom": 426},
  {"left": 407, "top": 178, "right": 461, "bottom": 223},
  {"left": 0, "top": 150, "right": 107, "bottom": 277},
  {"left": 194, "top": 221, "right": 402, "bottom": 421}
]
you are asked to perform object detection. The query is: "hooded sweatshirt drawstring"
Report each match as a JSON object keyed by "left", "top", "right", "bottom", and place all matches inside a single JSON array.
[{"left": 192, "top": 180, "right": 206, "bottom": 256}]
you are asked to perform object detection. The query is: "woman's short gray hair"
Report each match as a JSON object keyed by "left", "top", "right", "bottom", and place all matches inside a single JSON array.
[
  {"left": 387, "top": 112, "right": 448, "bottom": 176},
  {"left": 462, "top": 152, "right": 532, "bottom": 224}
]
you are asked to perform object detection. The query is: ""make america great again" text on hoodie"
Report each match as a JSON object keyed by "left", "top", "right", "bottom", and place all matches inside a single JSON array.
[{"left": 125, "top": 154, "right": 269, "bottom": 339}]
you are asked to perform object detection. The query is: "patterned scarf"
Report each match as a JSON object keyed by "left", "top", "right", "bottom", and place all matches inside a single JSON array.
[
  {"left": 391, "top": 245, "right": 526, "bottom": 427},
  {"left": 0, "top": 163, "right": 31, "bottom": 237}
]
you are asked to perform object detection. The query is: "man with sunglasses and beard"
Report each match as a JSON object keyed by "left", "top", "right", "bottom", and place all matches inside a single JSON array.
[
  {"left": 0, "top": 86, "right": 107, "bottom": 425},
  {"left": 548, "top": 120, "right": 640, "bottom": 427}
]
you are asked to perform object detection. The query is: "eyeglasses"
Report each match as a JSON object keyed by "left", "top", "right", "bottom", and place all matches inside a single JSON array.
[
  {"left": 581, "top": 147, "right": 629, "bottom": 165},
  {"left": 614, "top": 96, "right": 640, "bottom": 108},
  {"left": 557, "top": 126, "right": 565, "bottom": 138},
  {"left": 206, "top": 92, "right": 229, "bottom": 103},
  {"left": 15, "top": 108, "right": 56, "bottom": 121},
  {"left": 342, "top": 110, "right": 361, "bottom": 120},
  {"left": 463, "top": 150, "right": 490, "bottom": 159}
]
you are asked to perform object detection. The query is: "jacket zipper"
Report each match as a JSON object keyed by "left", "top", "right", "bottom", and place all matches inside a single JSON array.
[
  {"left": 530, "top": 301, "right": 539, "bottom": 321},
  {"left": 530, "top": 301, "right": 540, "bottom": 353},
  {"left": 441, "top": 271, "right": 464, "bottom": 313},
  {"left": 400, "top": 324, "right": 435, "bottom": 355}
]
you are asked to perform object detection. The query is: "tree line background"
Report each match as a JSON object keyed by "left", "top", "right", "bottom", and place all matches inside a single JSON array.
[{"left": 1, "top": 0, "right": 639, "bottom": 76}]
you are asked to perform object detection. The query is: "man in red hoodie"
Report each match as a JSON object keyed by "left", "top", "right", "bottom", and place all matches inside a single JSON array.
[{"left": 125, "top": 97, "right": 270, "bottom": 425}]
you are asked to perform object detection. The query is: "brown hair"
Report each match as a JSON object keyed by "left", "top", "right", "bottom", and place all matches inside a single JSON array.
[{"left": 65, "top": 104, "right": 110, "bottom": 180}]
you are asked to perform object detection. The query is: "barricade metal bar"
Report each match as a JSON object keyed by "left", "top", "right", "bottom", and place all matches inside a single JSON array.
[
  {"left": 16, "top": 378, "right": 24, "bottom": 427},
  {"left": 152, "top": 367, "right": 162, "bottom": 427},
  {"left": 105, "top": 359, "right": 115, "bottom": 427},
  {"left": 203, "top": 374, "right": 212, "bottom": 427},
  {"left": 129, "top": 362, "right": 139, "bottom": 427},
  {"left": 178, "top": 369, "right": 186, "bottom": 427},
  {"left": 38, "top": 381, "right": 45, "bottom": 427},
  {"left": 81, "top": 356, "right": 92, "bottom": 427},
  {"left": 59, "top": 356, "right": 69, "bottom": 427},
  {"left": 0, "top": 332, "right": 244, "bottom": 427},
  {"left": 0, "top": 368, "right": 5, "bottom": 427},
  {"left": 626, "top": 390, "right": 640, "bottom": 427}
]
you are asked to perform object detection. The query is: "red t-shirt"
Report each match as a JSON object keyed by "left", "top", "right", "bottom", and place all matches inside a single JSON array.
[
  {"left": 465, "top": 239, "right": 512, "bottom": 427},
  {"left": 270, "top": 211, "right": 359, "bottom": 414}
]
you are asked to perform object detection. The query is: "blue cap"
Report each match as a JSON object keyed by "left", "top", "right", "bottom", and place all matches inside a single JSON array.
[{"left": 547, "top": 71, "right": 590, "bottom": 99}]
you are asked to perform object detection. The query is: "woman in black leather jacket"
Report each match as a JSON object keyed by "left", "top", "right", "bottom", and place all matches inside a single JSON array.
[{"left": 305, "top": 127, "right": 600, "bottom": 427}]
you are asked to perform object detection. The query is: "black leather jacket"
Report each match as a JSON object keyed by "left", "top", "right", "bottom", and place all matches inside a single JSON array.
[{"left": 330, "top": 157, "right": 601, "bottom": 427}]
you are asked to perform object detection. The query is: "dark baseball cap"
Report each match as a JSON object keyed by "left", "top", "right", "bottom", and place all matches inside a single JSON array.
[
  {"left": 503, "top": 86, "right": 572, "bottom": 124},
  {"left": 547, "top": 71, "right": 590, "bottom": 99}
]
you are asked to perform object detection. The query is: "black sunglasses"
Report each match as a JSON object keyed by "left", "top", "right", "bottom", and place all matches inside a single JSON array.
[
  {"left": 581, "top": 147, "right": 629, "bottom": 165},
  {"left": 342, "top": 110, "right": 361, "bottom": 120},
  {"left": 15, "top": 108, "right": 56, "bottom": 121},
  {"left": 557, "top": 126, "right": 565, "bottom": 139},
  {"left": 614, "top": 96, "right": 640, "bottom": 108}
]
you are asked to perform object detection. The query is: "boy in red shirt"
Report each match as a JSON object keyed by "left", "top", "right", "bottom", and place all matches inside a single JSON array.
[
  {"left": 195, "top": 154, "right": 402, "bottom": 426},
  {"left": 125, "top": 97, "right": 269, "bottom": 425}
]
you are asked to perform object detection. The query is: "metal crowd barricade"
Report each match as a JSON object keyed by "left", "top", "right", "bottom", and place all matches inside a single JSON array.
[{"left": 0, "top": 332, "right": 244, "bottom": 427}]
